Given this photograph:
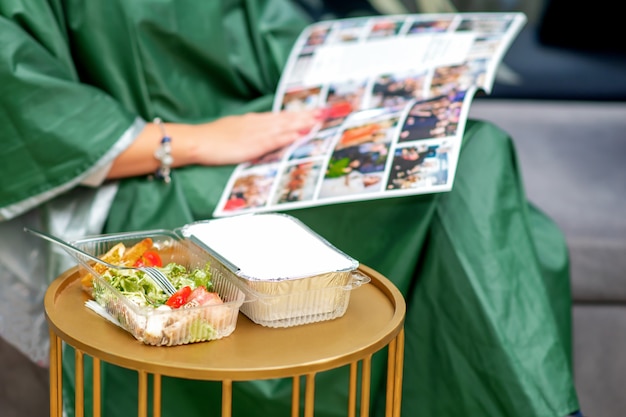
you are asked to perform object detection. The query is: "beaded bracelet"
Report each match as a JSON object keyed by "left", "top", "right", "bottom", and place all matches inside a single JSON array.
[{"left": 153, "top": 117, "right": 173, "bottom": 183}]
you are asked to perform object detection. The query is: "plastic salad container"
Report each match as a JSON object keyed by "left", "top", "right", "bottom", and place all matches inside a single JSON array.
[
  {"left": 70, "top": 230, "right": 246, "bottom": 346},
  {"left": 180, "top": 213, "right": 371, "bottom": 328}
]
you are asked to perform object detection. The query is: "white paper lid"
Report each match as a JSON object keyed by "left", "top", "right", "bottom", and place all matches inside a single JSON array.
[{"left": 181, "top": 214, "right": 358, "bottom": 281}]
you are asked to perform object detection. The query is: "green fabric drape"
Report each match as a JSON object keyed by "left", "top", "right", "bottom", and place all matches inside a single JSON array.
[{"left": 0, "top": 1, "right": 579, "bottom": 416}]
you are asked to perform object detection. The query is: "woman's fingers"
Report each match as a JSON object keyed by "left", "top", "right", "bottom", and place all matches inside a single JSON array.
[{"left": 195, "top": 110, "right": 323, "bottom": 165}]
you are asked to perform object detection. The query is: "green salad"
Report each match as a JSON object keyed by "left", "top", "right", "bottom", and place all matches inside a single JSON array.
[{"left": 95, "top": 262, "right": 213, "bottom": 308}]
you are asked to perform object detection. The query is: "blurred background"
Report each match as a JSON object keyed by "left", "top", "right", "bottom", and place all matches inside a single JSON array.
[{"left": 2, "top": 1, "right": 624, "bottom": 416}]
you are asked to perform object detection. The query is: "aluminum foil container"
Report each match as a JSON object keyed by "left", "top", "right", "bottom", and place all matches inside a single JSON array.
[{"left": 180, "top": 213, "right": 370, "bottom": 328}]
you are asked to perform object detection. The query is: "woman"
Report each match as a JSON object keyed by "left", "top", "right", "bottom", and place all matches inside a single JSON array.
[{"left": 0, "top": 1, "right": 580, "bottom": 416}]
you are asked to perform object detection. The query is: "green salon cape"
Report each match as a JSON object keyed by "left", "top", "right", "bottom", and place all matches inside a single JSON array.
[{"left": 0, "top": 1, "right": 579, "bottom": 416}]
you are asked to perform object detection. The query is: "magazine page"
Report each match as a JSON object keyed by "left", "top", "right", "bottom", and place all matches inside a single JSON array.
[{"left": 213, "top": 12, "right": 526, "bottom": 217}]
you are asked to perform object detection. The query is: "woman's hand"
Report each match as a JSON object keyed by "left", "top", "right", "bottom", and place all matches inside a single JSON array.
[
  {"left": 188, "top": 110, "right": 322, "bottom": 165},
  {"left": 107, "top": 109, "right": 323, "bottom": 180}
]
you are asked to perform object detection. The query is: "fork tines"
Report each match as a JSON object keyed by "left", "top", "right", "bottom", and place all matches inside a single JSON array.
[{"left": 141, "top": 267, "right": 176, "bottom": 295}]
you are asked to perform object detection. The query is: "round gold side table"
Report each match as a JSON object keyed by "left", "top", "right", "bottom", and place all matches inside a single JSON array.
[{"left": 45, "top": 264, "right": 406, "bottom": 417}]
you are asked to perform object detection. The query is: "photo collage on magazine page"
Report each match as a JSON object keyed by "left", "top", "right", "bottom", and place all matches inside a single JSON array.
[{"left": 214, "top": 12, "right": 526, "bottom": 217}]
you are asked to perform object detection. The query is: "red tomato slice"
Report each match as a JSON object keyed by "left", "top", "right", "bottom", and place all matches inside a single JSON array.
[
  {"left": 142, "top": 250, "right": 163, "bottom": 267},
  {"left": 165, "top": 286, "right": 192, "bottom": 309},
  {"left": 186, "top": 286, "right": 223, "bottom": 307},
  {"left": 133, "top": 250, "right": 163, "bottom": 267}
]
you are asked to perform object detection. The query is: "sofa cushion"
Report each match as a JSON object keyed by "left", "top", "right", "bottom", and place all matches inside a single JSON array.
[{"left": 469, "top": 99, "right": 626, "bottom": 302}]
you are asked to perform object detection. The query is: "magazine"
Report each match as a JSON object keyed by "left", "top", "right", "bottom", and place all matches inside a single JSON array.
[{"left": 213, "top": 12, "right": 526, "bottom": 217}]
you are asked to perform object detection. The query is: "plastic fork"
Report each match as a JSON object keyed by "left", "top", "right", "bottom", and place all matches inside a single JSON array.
[{"left": 24, "top": 227, "right": 176, "bottom": 296}]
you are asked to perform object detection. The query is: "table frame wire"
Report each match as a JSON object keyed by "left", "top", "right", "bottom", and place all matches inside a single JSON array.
[{"left": 49, "top": 328, "right": 404, "bottom": 417}]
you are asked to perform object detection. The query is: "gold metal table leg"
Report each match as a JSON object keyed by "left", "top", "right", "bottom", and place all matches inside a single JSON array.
[
  {"left": 93, "top": 357, "right": 101, "bottom": 417},
  {"left": 385, "top": 338, "right": 397, "bottom": 417},
  {"left": 360, "top": 355, "right": 372, "bottom": 417},
  {"left": 348, "top": 363, "right": 358, "bottom": 417},
  {"left": 75, "top": 350, "right": 84, "bottom": 417},
  {"left": 392, "top": 329, "right": 405, "bottom": 417},
  {"left": 292, "top": 376, "right": 301, "bottom": 417},
  {"left": 153, "top": 373, "right": 162, "bottom": 417},
  {"left": 49, "top": 330, "right": 61, "bottom": 417},
  {"left": 304, "top": 373, "right": 316, "bottom": 417},
  {"left": 222, "top": 379, "right": 233, "bottom": 417},
  {"left": 56, "top": 337, "right": 63, "bottom": 417},
  {"left": 138, "top": 370, "right": 148, "bottom": 417}
]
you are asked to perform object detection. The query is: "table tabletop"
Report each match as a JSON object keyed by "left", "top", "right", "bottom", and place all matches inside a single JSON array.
[{"left": 45, "top": 264, "right": 405, "bottom": 381}]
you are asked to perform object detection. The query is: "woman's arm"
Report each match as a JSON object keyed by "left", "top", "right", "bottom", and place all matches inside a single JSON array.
[{"left": 107, "top": 110, "right": 323, "bottom": 179}]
